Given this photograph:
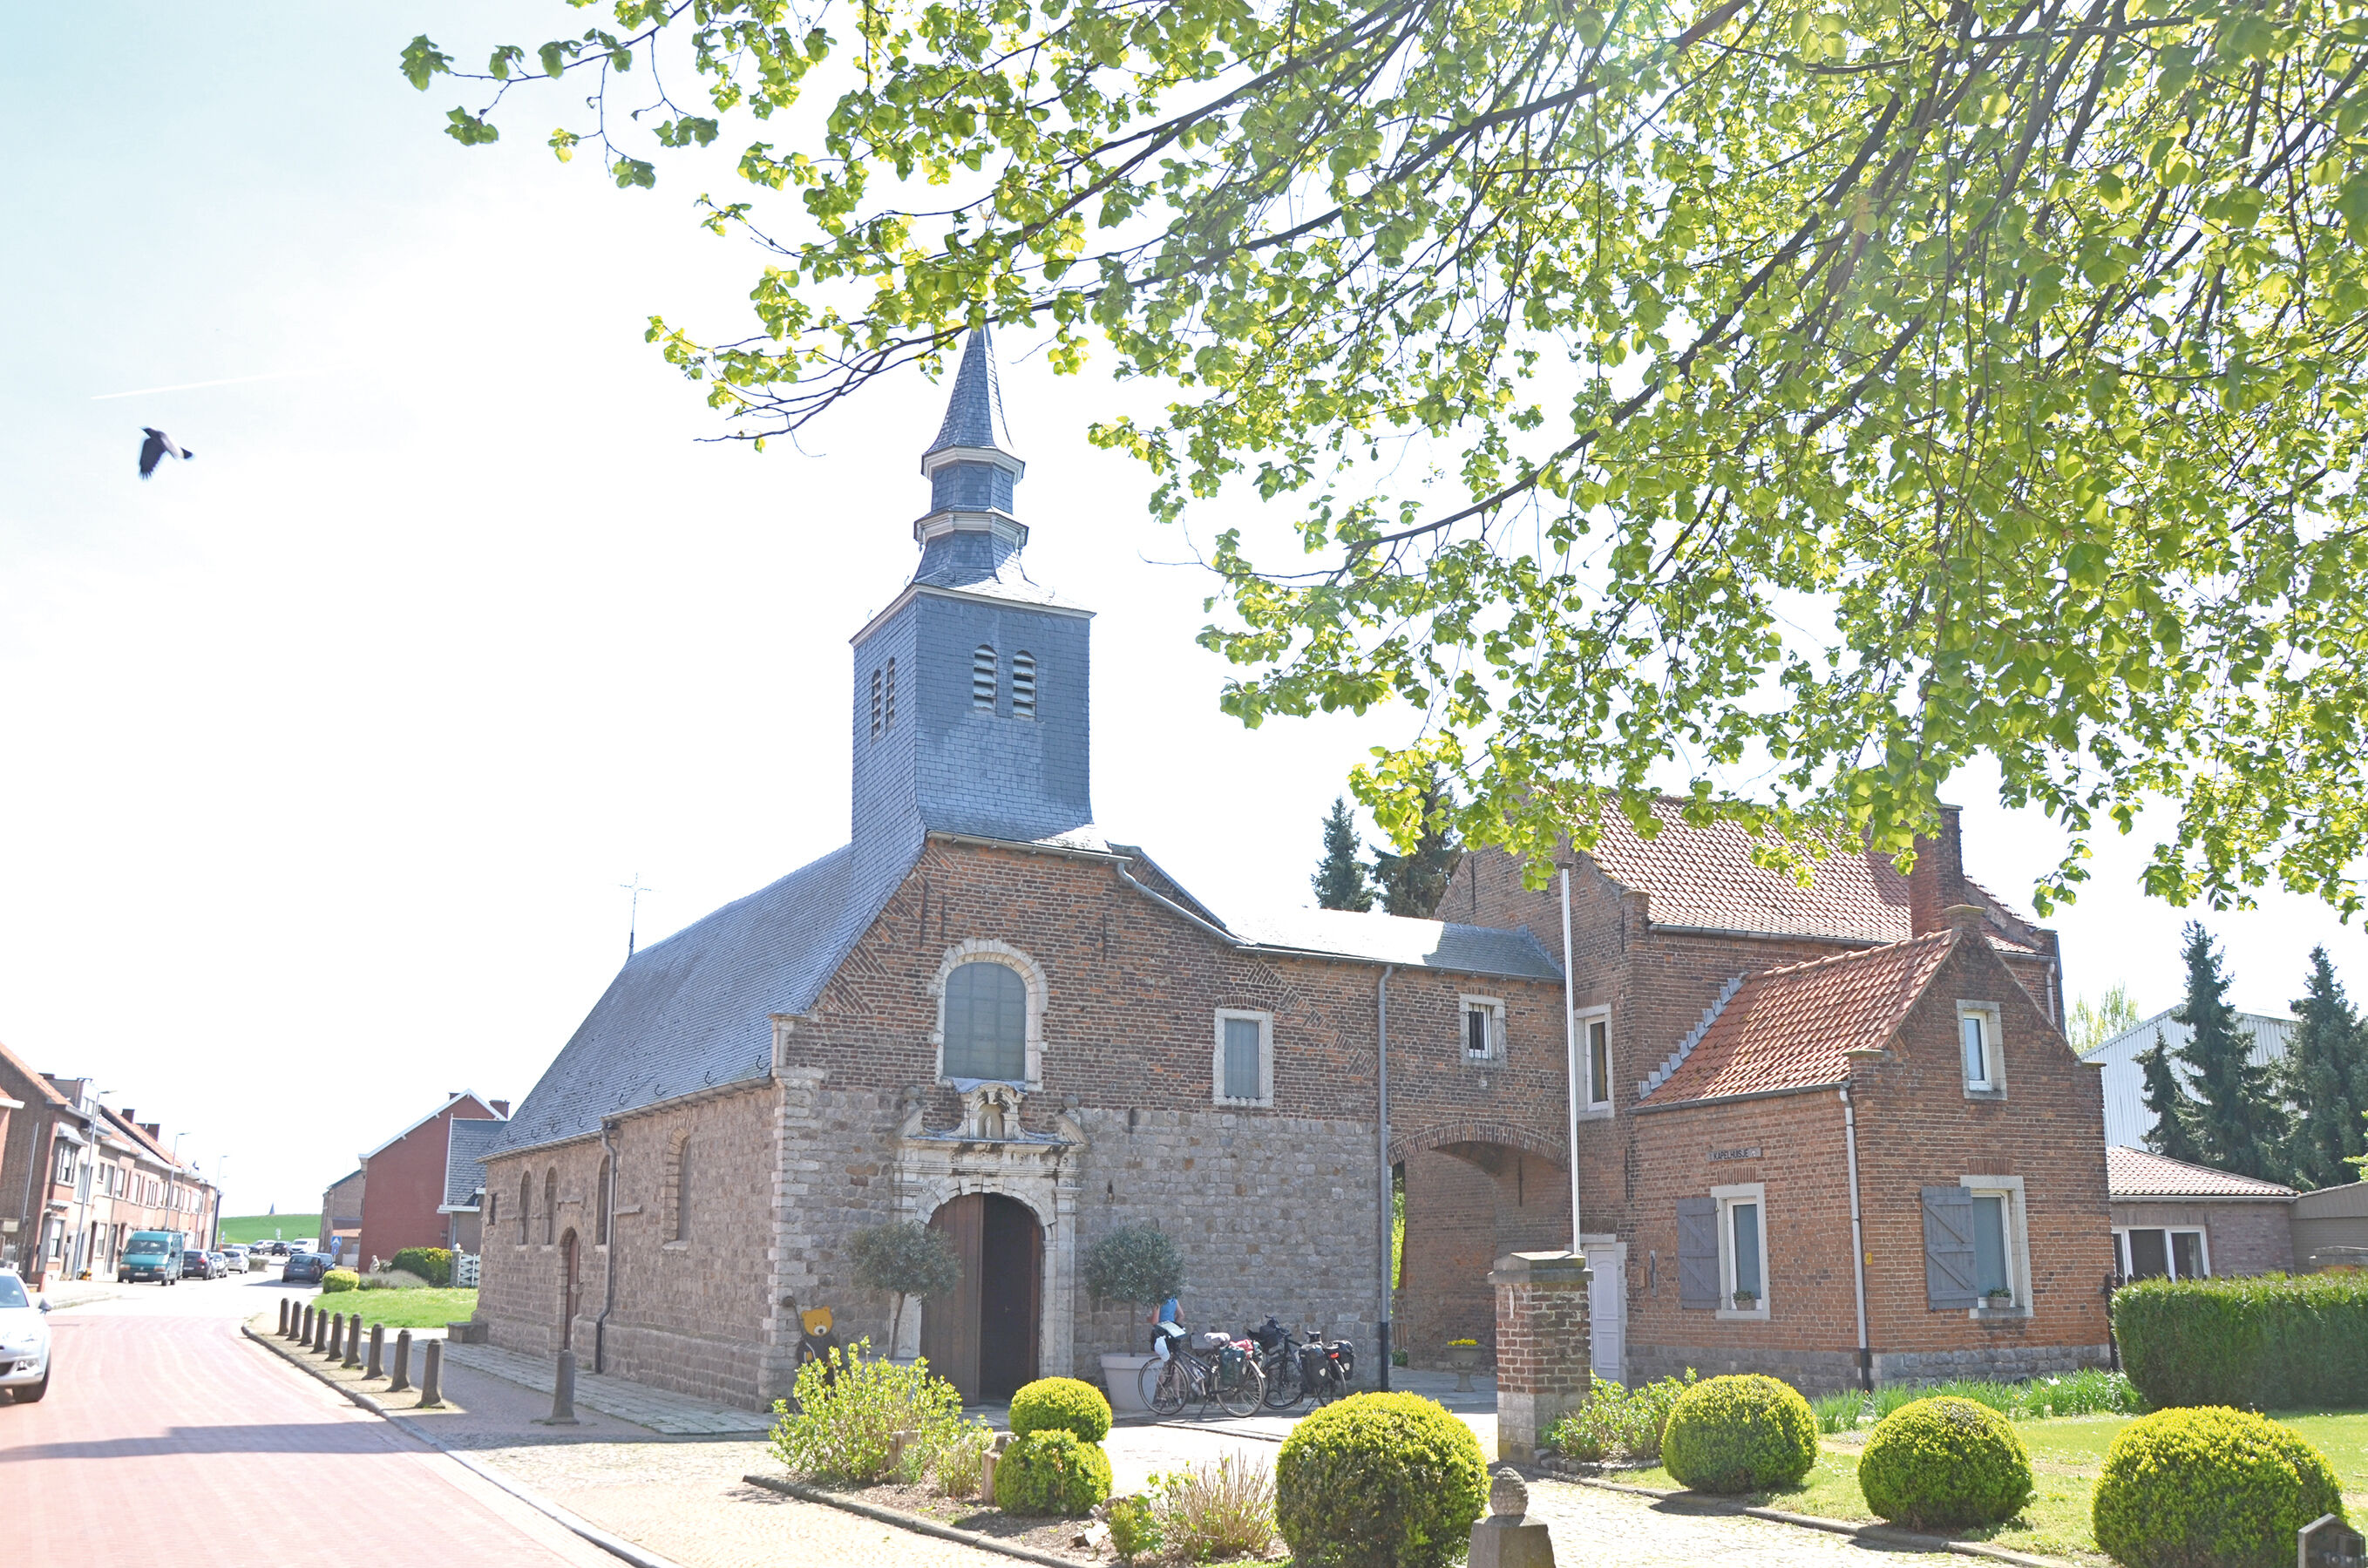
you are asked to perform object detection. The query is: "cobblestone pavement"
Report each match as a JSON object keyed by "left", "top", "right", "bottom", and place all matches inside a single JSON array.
[
  {"left": 0, "top": 1274, "right": 617, "bottom": 1567},
  {"left": 1524, "top": 1478, "right": 1962, "bottom": 1566}
]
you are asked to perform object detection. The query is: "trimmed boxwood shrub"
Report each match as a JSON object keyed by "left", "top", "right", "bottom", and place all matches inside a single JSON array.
[
  {"left": 2114, "top": 1273, "right": 2368, "bottom": 1409},
  {"left": 1857, "top": 1396, "right": 2033, "bottom": 1530},
  {"left": 388, "top": 1247, "right": 453, "bottom": 1287},
  {"left": 320, "top": 1269, "right": 360, "bottom": 1293},
  {"left": 1008, "top": 1376, "right": 1112, "bottom": 1443},
  {"left": 2092, "top": 1406, "right": 2344, "bottom": 1568},
  {"left": 993, "top": 1429, "right": 1112, "bottom": 1517},
  {"left": 1660, "top": 1374, "right": 1819, "bottom": 1494},
  {"left": 1274, "top": 1391, "right": 1487, "bottom": 1568}
]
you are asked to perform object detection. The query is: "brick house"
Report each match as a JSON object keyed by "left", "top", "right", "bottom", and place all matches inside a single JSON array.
[
  {"left": 476, "top": 329, "right": 2108, "bottom": 1409},
  {"left": 345, "top": 1093, "right": 508, "bottom": 1269},
  {"left": 2106, "top": 1144, "right": 2297, "bottom": 1279}
]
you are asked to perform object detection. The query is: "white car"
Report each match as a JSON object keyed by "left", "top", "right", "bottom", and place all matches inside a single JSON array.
[
  {"left": 221, "top": 1246, "right": 253, "bottom": 1273},
  {"left": 0, "top": 1268, "right": 51, "bottom": 1404}
]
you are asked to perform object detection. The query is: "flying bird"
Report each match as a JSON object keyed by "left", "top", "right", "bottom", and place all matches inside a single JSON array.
[{"left": 138, "top": 427, "right": 193, "bottom": 479}]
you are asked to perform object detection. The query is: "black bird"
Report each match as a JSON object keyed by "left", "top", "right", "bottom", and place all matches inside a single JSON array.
[{"left": 138, "top": 427, "right": 193, "bottom": 479}]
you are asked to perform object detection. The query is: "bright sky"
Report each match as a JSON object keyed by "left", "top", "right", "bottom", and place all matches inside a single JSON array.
[{"left": 6, "top": 8, "right": 2363, "bottom": 1215}]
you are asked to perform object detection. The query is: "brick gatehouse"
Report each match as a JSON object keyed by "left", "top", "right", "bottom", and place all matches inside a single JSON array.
[{"left": 474, "top": 332, "right": 2110, "bottom": 1408}]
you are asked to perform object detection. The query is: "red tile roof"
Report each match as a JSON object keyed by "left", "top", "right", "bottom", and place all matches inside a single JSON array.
[
  {"left": 1581, "top": 799, "right": 2046, "bottom": 951},
  {"left": 1639, "top": 929, "right": 1959, "bottom": 1105},
  {"left": 2107, "top": 1144, "right": 2297, "bottom": 1200}
]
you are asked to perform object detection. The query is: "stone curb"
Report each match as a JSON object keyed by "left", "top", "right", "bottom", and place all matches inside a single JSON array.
[
  {"left": 1562, "top": 1476, "right": 2077, "bottom": 1568},
  {"left": 744, "top": 1472, "right": 1084, "bottom": 1568},
  {"left": 240, "top": 1322, "right": 691, "bottom": 1568}
]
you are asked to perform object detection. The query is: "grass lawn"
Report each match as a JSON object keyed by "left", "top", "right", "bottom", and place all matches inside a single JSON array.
[
  {"left": 1617, "top": 1409, "right": 2368, "bottom": 1565},
  {"left": 322, "top": 1287, "right": 478, "bottom": 1330},
  {"left": 220, "top": 1214, "right": 320, "bottom": 1246}
]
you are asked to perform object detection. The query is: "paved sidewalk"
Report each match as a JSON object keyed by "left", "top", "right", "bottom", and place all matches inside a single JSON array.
[{"left": 440, "top": 1341, "right": 774, "bottom": 1436}]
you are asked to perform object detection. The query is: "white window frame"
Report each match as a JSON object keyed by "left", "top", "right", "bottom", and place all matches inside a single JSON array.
[
  {"left": 1461, "top": 995, "right": 1507, "bottom": 1063},
  {"left": 1211, "top": 1008, "right": 1275, "bottom": 1108},
  {"left": 1961, "top": 1173, "right": 2032, "bottom": 1316},
  {"left": 1713, "top": 1182, "right": 1770, "bottom": 1320},
  {"left": 1957, "top": 1001, "right": 2005, "bottom": 1096},
  {"left": 2114, "top": 1224, "right": 2211, "bottom": 1281},
  {"left": 1576, "top": 1006, "right": 1614, "bottom": 1117},
  {"left": 928, "top": 939, "right": 1048, "bottom": 1089}
]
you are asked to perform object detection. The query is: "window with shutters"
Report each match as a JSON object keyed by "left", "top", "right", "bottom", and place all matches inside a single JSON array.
[
  {"left": 1212, "top": 1009, "right": 1274, "bottom": 1107},
  {"left": 1011, "top": 651, "right": 1037, "bottom": 718},
  {"left": 1577, "top": 1008, "right": 1613, "bottom": 1114},
  {"left": 1925, "top": 1177, "right": 2032, "bottom": 1313},
  {"left": 1461, "top": 996, "right": 1506, "bottom": 1062},
  {"left": 1958, "top": 1001, "right": 2005, "bottom": 1096},
  {"left": 2114, "top": 1225, "right": 2209, "bottom": 1280},
  {"left": 973, "top": 645, "right": 998, "bottom": 710},
  {"left": 1713, "top": 1183, "right": 1769, "bottom": 1319},
  {"left": 1676, "top": 1196, "right": 1720, "bottom": 1310}
]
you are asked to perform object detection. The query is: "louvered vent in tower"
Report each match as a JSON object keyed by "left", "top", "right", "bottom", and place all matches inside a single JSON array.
[
  {"left": 973, "top": 645, "right": 998, "bottom": 710},
  {"left": 1012, "top": 651, "right": 1036, "bottom": 718}
]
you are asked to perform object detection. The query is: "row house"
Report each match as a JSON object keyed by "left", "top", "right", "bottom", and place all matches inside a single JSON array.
[{"left": 0, "top": 1039, "right": 218, "bottom": 1285}]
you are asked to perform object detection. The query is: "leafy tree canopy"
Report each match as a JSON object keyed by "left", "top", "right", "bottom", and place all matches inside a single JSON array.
[
  {"left": 2068, "top": 981, "right": 2141, "bottom": 1055},
  {"left": 404, "top": 0, "right": 2368, "bottom": 909},
  {"left": 1371, "top": 765, "right": 1463, "bottom": 914}
]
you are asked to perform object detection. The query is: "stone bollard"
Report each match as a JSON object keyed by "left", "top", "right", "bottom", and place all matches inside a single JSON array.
[
  {"left": 366, "top": 1322, "right": 386, "bottom": 1380},
  {"left": 278, "top": 1299, "right": 290, "bottom": 1336},
  {"left": 417, "top": 1339, "right": 444, "bottom": 1408},
  {"left": 980, "top": 1432, "right": 1014, "bottom": 1501},
  {"left": 344, "top": 1315, "right": 364, "bottom": 1369},
  {"left": 1468, "top": 1467, "right": 1556, "bottom": 1568},
  {"left": 887, "top": 1427, "right": 919, "bottom": 1474},
  {"left": 536, "top": 1347, "right": 580, "bottom": 1425},
  {"left": 323, "top": 1312, "right": 344, "bottom": 1360},
  {"left": 301, "top": 1303, "right": 316, "bottom": 1344},
  {"left": 389, "top": 1329, "right": 413, "bottom": 1394},
  {"left": 1488, "top": 1250, "right": 1591, "bottom": 1464}
]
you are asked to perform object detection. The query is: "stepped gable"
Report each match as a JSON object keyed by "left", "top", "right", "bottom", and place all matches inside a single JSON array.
[{"left": 1639, "top": 927, "right": 1959, "bottom": 1105}]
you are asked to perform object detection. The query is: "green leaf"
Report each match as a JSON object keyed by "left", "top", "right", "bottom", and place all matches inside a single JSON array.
[
  {"left": 443, "top": 107, "right": 499, "bottom": 147},
  {"left": 399, "top": 35, "right": 452, "bottom": 92}
]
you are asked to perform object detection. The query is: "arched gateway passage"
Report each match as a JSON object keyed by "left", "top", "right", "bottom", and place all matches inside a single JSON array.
[
  {"left": 920, "top": 1193, "right": 1043, "bottom": 1403},
  {"left": 1394, "top": 1134, "right": 1575, "bottom": 1370}
]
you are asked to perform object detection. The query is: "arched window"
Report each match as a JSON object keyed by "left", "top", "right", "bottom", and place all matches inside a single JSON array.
[
  {"left": 543, "top": 1168, "right": 558, "bottom": 1245},
  {"left": 518, "top": 1173, "right": 532, "bottom": 1243},
  {"left": 595, "top": 1156, "right": 612, "bottom": 1246},
  {"left": 1011, "top": 651, "right": 1036, "bottom": 719},
  {"left": 871, "top": 669, "right": 884, "bottom": 739},
  {"left": 944, "top": 960, "right": 1028, "bottom": 1081},
  {"left": 487, "top": 1191, "right": 499, "bottom": 1232},
  {"left": 973, "top": 644, "right": 998, "bottom": 710},
  {"left": 885, "top": 657, "right": 898, "bottom": 730},
  {"left": 673, "top": 1139, "right": 693, "bottom": 1242}
]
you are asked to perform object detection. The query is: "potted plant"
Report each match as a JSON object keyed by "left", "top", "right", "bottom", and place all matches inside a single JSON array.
[
  {"left": 847, "top": 1221, "right": 962, "bottom": 1360},
  {"left": 1445, "top": 1338, "right": 1482, "bottom": 1391},
  {"left": 1983, "top": 1286, "right": 2014, "bottom": 1308},
  {"left": 1732, "top": 1289, "right": 1760, "bottom": 1309},
  {"left": 1084, "top": 1224, "right": 1184, "bottom": 1413}
]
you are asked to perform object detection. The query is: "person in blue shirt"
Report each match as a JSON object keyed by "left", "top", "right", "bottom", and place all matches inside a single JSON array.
[{"left": 1150, "top": 1295, "right": 1183, "bottom": 1356}]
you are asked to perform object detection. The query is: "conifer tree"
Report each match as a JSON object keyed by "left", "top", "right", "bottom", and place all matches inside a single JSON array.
[
  {"left": 2137, "top": 1030, "right": 2205, "bottom": 1166},
  {"left": 2172, "top": 922, "right": 2286, "bottom": 1183},
  {"left": 1371, "top": 772, "right": 1462, "bottom": 920},
  {"left": 2280, "top": 947, "right": 2368, "bottom": 1190},
  {"left": 1311, "top": 798, "right": 1374, "bottom": 913}
]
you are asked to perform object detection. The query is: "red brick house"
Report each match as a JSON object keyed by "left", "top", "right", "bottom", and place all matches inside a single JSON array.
[{"left": 350, "top": 1093, "right": 507, "bottom": 1269}]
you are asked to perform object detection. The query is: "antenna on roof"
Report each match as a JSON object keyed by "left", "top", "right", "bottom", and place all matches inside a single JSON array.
[{"left": 620, "top": 872, "right": 656, "bottom": 960}]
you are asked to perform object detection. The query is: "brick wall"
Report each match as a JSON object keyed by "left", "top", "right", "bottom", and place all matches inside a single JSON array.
[
  {"left": 2112, "top": 1199, "right": 2296, "bottom": 1276},
  {"left": 1394, "top": 1144, "right": 1571, "bottom": 1367},
  {"left": 359, "top": 1096, "right": 498, "bottom": 1269},
  {"left": 1491, "top": 1251, "right": 1591, "bottom": 1461}
]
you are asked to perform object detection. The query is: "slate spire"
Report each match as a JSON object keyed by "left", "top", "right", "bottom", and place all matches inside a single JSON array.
[{"left": 911, "top": 328, "right": 1029, "bottom": 587}]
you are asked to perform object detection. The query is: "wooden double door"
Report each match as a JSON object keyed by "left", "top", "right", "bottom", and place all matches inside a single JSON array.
[{"left": 919, "top": 1193, "right": 1042, "bottom": 1404}]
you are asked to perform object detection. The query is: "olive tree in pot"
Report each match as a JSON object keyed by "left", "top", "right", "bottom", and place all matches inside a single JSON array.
[
  {"left": 1084, "top": 1225, "right": 1184, "bottom": 1414},
  {"left": 847, "top": 1222, "right": 962, "bottom": 1361}
]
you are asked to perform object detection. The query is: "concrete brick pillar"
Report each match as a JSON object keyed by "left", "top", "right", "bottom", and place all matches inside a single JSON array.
[{"left": 1489, "top": 1250, "right": 1591, "bottom": 1463}]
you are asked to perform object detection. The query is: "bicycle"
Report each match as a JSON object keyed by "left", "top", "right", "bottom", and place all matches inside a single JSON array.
[
  {"left": 1247, "top": 1315, "right": 1306, "bottom": 1409},
  {"left": 1139, "top": 1334, "right": 1265, "bottom": 1417}
]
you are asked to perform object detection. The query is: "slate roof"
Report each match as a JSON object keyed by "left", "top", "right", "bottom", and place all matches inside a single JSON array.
[
  {"left": 1639, "top": 928, "right": 1959, "bottom": 1105},
  {"left": 442, "top": 1117, "right": 505, "bottom": 1209},
  {"left": 1582, "top": 799, "right": 2045, "bottom": 949},
  {"left": 926, "top": 327, "right": 1018, "bottom": 458},
  {"left": 2107, "top": 1144, "right": 2297, "bottom": 1200},
  {"left": 492, "top": 843, "right": 915, "bottom": 1157},
  {"left": 1220, "top": 906, "right": 1564, "bottom": 982}
]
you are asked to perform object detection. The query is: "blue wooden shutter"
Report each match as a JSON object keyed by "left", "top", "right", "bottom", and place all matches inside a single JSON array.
[
  {"left": 1922, "top": 1185, "right": 1978, "bottom": 1310},
  {"left": 1677, "top": 1197, "right": 1720, "bottom": 1309}
]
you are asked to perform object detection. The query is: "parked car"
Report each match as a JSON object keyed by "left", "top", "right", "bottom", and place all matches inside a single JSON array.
[
  {"left": 264, "top": 1242, "right": 290, "bottom": 1257},
  {"left": 119, "top": 1230, "right": 187, "bottom": 1285},
  {"left": 180, "top": 1250, "right": 216, "bottom": 1280},
  {"left": 0, "top": 1267, "right": 51, "bottom": 1404},
  {"left": 206, "top": 1252, "right": 232, "bottom": 1278},
  {"left": 220, "top": 1246, "right": 252, "bottom": 1274},
  {"left": 282, "top": 1253, "right": 327, "bottom": 1285}
]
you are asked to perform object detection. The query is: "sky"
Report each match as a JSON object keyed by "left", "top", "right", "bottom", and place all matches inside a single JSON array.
[{"left": 5, "top": 8, "right": 2364, "bottom": 1216}]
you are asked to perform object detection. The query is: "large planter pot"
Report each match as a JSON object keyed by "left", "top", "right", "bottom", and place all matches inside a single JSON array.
[
  {"left": 1446, "top": 1343, "right": 1483, "bottom": 1391},
  {"left": 1103, "top": 1353, "right": 1157, "bottom": 1414}
]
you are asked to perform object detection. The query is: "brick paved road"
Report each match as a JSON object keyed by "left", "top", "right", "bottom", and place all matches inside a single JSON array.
[{"left": 0, "top": 1272, "right": 616, "bottom": 1567}]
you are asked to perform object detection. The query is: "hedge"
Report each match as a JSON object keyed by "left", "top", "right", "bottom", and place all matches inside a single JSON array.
[
  {"left": 2114, "top": 1273, "right": 2368, "bottom": 1409},
  {"left": 2092, "top": 1406, "right": 2344, "bottom": 1568},
  {"left": 1660, "top": 1375, "right": 1820, "bottom": 1494},
  {"left": 389, "top": 1247, "right": 452, "bottom": 1287}
]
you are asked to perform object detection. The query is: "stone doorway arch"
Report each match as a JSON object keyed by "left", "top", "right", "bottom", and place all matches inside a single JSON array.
[{"left": 920, "top": 1193, "right": 1044, "bottom": 1402}]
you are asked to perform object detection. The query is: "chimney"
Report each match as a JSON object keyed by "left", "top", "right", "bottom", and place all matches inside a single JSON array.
[
  {"left": 141, "top": 1123, "right": 162, "bottom": 1141},
  {"left": 119, "top": 1109, "right": 135, "bottom": 1127},
  {"left": 490, "top": 1100, "right": 511, "bottom": 1118},
  {"left": 1908, "top": 804, "right": 1967, "bottom": 935}
]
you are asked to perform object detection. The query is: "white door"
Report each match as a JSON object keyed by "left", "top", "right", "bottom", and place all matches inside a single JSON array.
[{"left": 1584, "top": 1238, "right": 1626, "bottom": 1385}]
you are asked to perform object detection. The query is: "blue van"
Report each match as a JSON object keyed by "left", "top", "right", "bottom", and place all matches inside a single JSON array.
[{"left": 119, "top": 1230, "right": 187, "bottom": 1284}]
